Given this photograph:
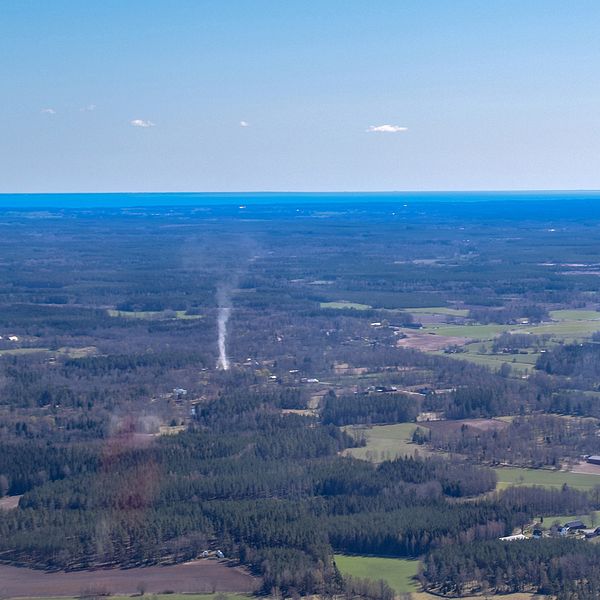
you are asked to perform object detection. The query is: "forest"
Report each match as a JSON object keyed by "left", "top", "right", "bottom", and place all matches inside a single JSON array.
[{"left": 3, "top": 198, "right": 600, "bottom": 598}]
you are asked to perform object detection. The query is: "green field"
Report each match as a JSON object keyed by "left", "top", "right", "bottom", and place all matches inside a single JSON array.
[
  {"left": 434, "top": 349, "right": 538, "bottom": 374},
  {"left": 427, "top": 315, "right": 600, "bottom": 343},
  {"left": 420, "top": 309, "right": 600, "bottom": 374},
  {"left": 424, "top": 323, "right": 509, "bottom": 338},
  {"left": 407, "top": 306, "right": 469, "bottom": 317},
  {"left": 539, "top": 511, "right": 600, "bottom": 527},
  {"left": 344, "top": 423, "right": 431, "bottom": 462},
  {"left": 549, "top": 309, "right": 600, "bottom": 322},
  {"left": 0, "top": 347, "right": 49, "bottom": 356},
  {"left": 495, "top": 467, "right": 600, "bottom": 490},
  {"left": 528, "top": 320, "right": 600, "bottom": 338},
  {"left": 320, "top": 301, "right": 372, "bottom": 310},
  {"left": 334, "top": 555, "right": 419, "bottom": 594},
  {"left": 108, "top": 309, "right": 202, "bottom": 320}
]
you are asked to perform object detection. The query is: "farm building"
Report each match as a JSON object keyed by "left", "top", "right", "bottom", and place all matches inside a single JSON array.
[{"left": 586, "top": 455, "right": 600, "bottom": 465}]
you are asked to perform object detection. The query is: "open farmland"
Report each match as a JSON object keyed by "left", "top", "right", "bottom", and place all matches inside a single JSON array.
[
  {"left": 0, "top": 561, "right": 258, "bottom": 598},
  {"left": 343, "top": 423, "right": 432, "bottom": 461},
  {"left": 320, "top": 301, "right": 371, "bottom": 310},
  {"left": 107, "top": 309, "right": 202, "bottom": 320},
  {"left": 495, "top": 467, "right": 600, "bottom": 490},
  {"left": 407, "top": 306, "right": 469, "bottom": 317},
  {"left": 439, "top": 343, "right": 540, "bottom": 373},
  {"left": 426, "top": 417, "right": 509, "bottom": 435},
  {"left": 540, "top": 512, "right": 600, "bottom": 527},
  {"left": 396, "top": 331, "right": 472, "bottom": 351},
  {"left": 334, "top": 555, "right": 419, "bottom": 594},
  {"left": 13, "top": 596, "right": 253, "bottom": 600},
  {"left": 406, "top": 308, "right": 600, "bottom": 374}
]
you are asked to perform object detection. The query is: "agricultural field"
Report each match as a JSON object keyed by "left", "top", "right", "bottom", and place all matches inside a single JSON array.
[
  {"left": 333, "top": 555, "right": 419, "bottom": 594},
  {"left": 539, "top": 512, "right": 600, "bottom": 527},
  {"left": 15, "top": 596, "right": 252, "bottom": 600},
  {"left": 396, "top": 331, "right": 472, "bottom": 352},
  {"left": 412, "top": 594, "right": 538, "bottom": 600},
  {"left": 343, "top": 423, "right": 431, "bottom": 462},
  {"left": 107, "top": 309, "right": 202, "bottom": 320},
  {"left": 495, "top": 467, "right": 600, "bottom": 491},
  {"left": 0, "top": 347, "right": 50, "bottom": 356},
  {"left": 405, "top": 308, "right": 600, "bottom": 374},
  {"left": 426, "top": 418, "right": 508, "bottom": 435},
  {"left": 422, "top": 323, "right": 510, "bottom": 338},
  {"left": 320, "top": 301, "right": 372, "bottom": 310},
  {"left": 407, "top": 307, "right": 469, "bottom": 317},
  {"left": 0, "top": 562, "right": 257, "bottom": 598},
  {"left": 435, "top": 344, "right": 539, "bottom": 374}
]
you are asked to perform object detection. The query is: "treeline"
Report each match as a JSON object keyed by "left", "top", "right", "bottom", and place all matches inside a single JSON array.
[
  {"left": 0, "top": 441, "right": 99, "bottom": 496},
  {"left": 322, "top": 391, "right": 418, "bottom": 425},
  {"left": 496, "top": 485, "right": 596, "bottom": 519},
  {"left": 63, "top": 350, "right": 210, "bottom": 375},
  {"left": 536, "top": 342, "right": 600, "bottom": 394},
  {"left": 421, "top": 538, "right": 600, "bottom": 598},
  {"left": 492, "top": 332, "right": 549, "bottom": 353},
  {"left": 468, "top": 304, "right": 549, "bottom": 325}
]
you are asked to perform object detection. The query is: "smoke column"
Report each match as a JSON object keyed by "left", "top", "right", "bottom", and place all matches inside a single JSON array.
[{"left": 216, "top": 286, "right": 232, "bottom": 370}]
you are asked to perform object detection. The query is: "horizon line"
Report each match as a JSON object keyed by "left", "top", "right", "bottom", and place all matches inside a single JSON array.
[{"left": 1, "top": 189, "right": 600, "bottom": 196}]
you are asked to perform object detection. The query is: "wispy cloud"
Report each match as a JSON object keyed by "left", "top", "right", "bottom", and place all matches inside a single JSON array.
[
  {"left": 366, "top": 124, "right": 408, "bottom": 133},
  {"left": 130, "top": 118, "right": 155, "bottom": 128},
  {"left": 80, "top": 104, "right": 96, "bottom": 112},
  {"left": 41, "top": 108, "right": 56, "bottom": 115},
  {"left": 240, "top": 120, "right": 250, "bottom": 127}
]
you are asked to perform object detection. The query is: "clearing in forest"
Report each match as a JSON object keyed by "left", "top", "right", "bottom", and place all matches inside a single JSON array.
[
  {"left": 333, "top": 554, "right": 419, "bottom": 594},
  {"left": 343, "top": 423, "right": 432, "bottom": 462}
]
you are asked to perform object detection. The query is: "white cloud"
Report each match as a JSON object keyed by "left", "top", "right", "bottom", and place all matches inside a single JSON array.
[
  {"left": 366, "top": 124, "right": 408, "bottom": 133},
  {"left": 80, "top": 104, "right": 96, "bottom": 112},
  {"left": 240, "top": 120, "right": 249, "bottom": 127},
  {"left": 41, "top": 108, "right": 56, "bottom": 115},
  {"left": 130, "top": 119, "right": 155, "bottom": 128}
]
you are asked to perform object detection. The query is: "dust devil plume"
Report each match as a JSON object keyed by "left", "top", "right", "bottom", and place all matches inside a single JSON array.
[{"left": 216, "top": 286, "right": 232, "bottom": 370}]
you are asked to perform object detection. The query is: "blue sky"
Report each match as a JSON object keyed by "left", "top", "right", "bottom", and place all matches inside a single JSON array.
[{"left": 1, "top": 0, "right": 600, "bottom": 192}]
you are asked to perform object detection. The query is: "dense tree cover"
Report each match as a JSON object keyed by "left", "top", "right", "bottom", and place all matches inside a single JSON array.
[
  {"left": 496, "top": 485, "right": 596, "bottom": 519},
  {"left": 468, "top": 304, "right": 549, "bottom": 325},
  {"left": 377, "top": 456, "right": 496, "bottom": 497},
  {"left": 536, "top": 342, "right": 600, "bottom": 399},
  {"left": 0, "top": 442, "right": 100, "bottom": 495},
  {"left": 422, "top": 538, "right": 600, "bottom": 598},
  {"left": 322, "top": 391, "right": 418, "bottom": 425}
]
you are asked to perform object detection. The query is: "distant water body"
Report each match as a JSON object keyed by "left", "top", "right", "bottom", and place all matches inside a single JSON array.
[{"left": 0, "top": 191, "right": 599, "bottom": 209}]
